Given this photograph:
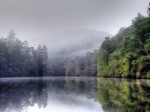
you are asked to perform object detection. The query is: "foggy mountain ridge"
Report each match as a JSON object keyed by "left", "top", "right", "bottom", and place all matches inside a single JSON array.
[{"left": 48, "top": 29, "right": 111, "bottom": 59}]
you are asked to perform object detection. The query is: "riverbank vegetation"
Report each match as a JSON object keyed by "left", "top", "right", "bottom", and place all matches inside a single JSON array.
[
  {"left": 0, "top": 30, "right": 48, "bottom": 77},
  {"left": 97, "top": 3, "right": 150, "bottom": 78},
  {"left": 0, "top": 30, "right": 97, "bottom": 77}
]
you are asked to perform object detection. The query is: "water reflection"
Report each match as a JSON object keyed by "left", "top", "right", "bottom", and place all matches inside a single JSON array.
[
  {"left": 98, "top": 79, "right": 150, "bottom": 112},
  {"left": 0, "top": 77, "right": 101, "bottom": 112},
  {"left": 0, "top": 77, "right": 150, "bottom": 112},
  {"left": 0, "top": 78, "right": 48, "bottom": 112}
]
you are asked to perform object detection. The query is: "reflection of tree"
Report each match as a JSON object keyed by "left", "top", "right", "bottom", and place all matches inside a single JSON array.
[
  {"left": 37, "top": 79, "right": 48, "bottom": 108},
  {"left": 97, "top": 79, "right": 150, "bottom": 112},
  {"left": 0, "top": 78, "right": 98, "bottom": 112},
  {"left": 64, "top": 77, "right": 97, "bottom": 99},
  {"left": 0, "top": 79, "right": 48, "bottom": 112}
]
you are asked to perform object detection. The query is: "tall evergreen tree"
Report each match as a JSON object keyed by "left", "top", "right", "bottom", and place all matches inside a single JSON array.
[{"left": 0, "top": 31, "right": 48, "bottom": 77}]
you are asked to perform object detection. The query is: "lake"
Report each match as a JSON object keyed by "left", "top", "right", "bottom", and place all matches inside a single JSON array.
[{"left": 0, "top": 77, "right": 150, "bottom": 112}]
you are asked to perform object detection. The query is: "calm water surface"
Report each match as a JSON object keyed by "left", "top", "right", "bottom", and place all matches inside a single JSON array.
[{"left": 0, "top": 77, "right": 150, "bottom": 112}]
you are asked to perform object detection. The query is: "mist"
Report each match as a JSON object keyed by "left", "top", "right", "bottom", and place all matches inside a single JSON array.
[{"left": 0, "top": 0, "right": 149, "bottom": 56}]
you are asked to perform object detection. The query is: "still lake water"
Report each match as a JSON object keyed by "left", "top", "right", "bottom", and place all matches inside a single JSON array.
[{"left": 0, "top": 77, "right": 150, "bottom": 112}]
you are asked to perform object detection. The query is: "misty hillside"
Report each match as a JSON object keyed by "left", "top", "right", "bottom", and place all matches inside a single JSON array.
[
  {"left": 47, "top": 29, "right": 111, "bottom": 76},
  {"left": 48, "top": 29, "right": 111, "bottom": 59}
]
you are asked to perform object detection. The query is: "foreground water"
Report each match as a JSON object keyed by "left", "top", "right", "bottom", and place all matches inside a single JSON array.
[{"left": 0, "top": 77, "right": 150, "bottom": 112}]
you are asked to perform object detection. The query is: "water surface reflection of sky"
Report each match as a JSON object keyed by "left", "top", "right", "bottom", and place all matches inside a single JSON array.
[
  {"left": 28, "top": 93, "right": 103, "bottom": 112},
  {"left": 0, "top": 77, "right": 150, "bottom": 112}
]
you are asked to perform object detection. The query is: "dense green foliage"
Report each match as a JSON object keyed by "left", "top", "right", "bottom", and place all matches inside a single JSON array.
[
  {"left": 0, "top": 30, "right": 48, "bottom": 77},
  {"left": 97, "top": 5, "right": 150, "bottom": 78},
  {"left": 98, "top": 79, "right": 150, "bottom": 112}
]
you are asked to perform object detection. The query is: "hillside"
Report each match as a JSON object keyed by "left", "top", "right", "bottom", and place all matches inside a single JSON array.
[{"left": 97, "top": 6, "right": 150, "bottom": 78}]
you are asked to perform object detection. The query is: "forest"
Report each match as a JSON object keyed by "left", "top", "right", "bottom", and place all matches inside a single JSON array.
[
  {"left": 0, "top": 3, "right": 150, "bottom": 78},
  {"left": 0, "top": 30, "right": 48, "bottom": 77},
  {"left": 48, "top": 50, "right": 98, "bottom": 76},
  {"left": 97, "top": 4, "right": 150, "bottom": 78},
  {"left": 0, "top": 30, "right": 98, "bottom": 77}
]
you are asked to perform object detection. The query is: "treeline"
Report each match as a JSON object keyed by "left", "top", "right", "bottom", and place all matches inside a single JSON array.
[
  {"left": 64, "top": 51, "right": 97, "bottom": 76},
  {"left": 0, "top": 30, "right": 97, "bottom": 77},
  {"left": 97, "top": 4, "right": 150, "bottom": 78},
  {"left": 0, "top": 30, "right": 48, "bottom": 77},
  {"left": 48, "top": 50, "right": 98, "bottom": 76}
]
